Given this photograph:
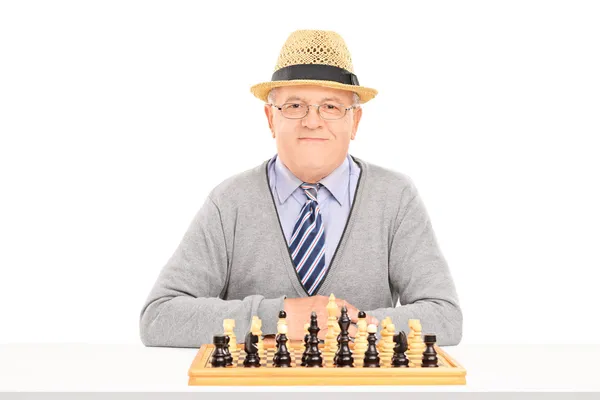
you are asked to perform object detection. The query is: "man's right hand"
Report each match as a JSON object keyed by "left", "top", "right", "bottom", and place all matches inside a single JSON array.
[{"left": 283, "top": 295, "right": 379, "bottom": 341}]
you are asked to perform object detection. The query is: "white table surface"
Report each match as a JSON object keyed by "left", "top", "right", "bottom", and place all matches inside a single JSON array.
[{"left": 0, "top": 344, "right": 598, "bottom": 392}]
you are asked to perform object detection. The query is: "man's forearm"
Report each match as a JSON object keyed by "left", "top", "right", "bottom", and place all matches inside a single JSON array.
[
  {"left": 366, "top": 299, "right": 463, "bottom": 346},
  {"left": 383, "top": 178, "right": 463, "bottom": 346},
  {"left": 139, "top": 195, "right": 288, "bottom": 348},
  {"left": 140, "top": 294, "right": 285, "bottom": 348}
]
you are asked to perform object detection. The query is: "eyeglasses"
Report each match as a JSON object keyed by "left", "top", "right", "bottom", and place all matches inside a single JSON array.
[{"left": 268, "top": 102, "right": 358, "bottom": 120}]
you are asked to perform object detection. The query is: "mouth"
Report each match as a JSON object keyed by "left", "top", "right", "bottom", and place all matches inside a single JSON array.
[{"left": 299, "top": 138, "right": 328, "bottom": 142}]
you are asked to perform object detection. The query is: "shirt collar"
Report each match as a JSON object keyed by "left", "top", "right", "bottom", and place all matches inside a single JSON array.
[
  {"left": 274, "top": 155, "right": 303, "bottom": 204},
  {"left": 318, "top": 155, "right": 349, "bottom": 206},
  {"left": 274, "top": 154, "right": 350, "bottom": 206}
]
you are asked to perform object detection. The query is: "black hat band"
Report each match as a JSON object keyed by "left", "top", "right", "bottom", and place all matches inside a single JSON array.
[{"left": 271, "top": 64, "right": 360, "bottom": 86}]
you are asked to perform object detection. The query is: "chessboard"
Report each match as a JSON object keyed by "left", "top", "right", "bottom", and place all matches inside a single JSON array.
[{"left": 188, "top": 341, "right": 466, "bottom": 386}]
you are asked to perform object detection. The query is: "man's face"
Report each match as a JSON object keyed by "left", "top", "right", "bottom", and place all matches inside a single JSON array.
[{"left": 264, "top": 85, "right": 362, "bottom": 173}]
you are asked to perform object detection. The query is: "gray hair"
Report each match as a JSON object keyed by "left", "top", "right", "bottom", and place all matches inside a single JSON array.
[{"left": 267, "top": 87, "right": 361, "bottom": 107}]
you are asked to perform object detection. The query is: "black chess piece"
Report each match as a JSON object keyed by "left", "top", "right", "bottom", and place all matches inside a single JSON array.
[
  {"left": 211, "top": 334, "right": 228, "bottom": 367},
  {"left": 391, "top": 331, "right": 410, "bottom": 368},
  {"left": 363, "top": 329, "right": 380, "bottom": 368},
  {"left": 224, "top": 335, "right": 233, "bottom": 366},
  {"left": 305, "top": 311, "right": 323, "bottom": 367},
  {"left": 243, "top": 331, "right": 261, "bottom": 368},
  {"left": 336, "top": 305, "right": 354, "bottom": 367},
  {"left": 301, "top": 331, "right": 310, "bottom": 366},
  {"left": 272, "top": 329, "right": 282, "bottom": 366},
  {"left": 274, "top": 331, "right": 292, "bottom": 367},
  {"left": 421, "top": 334, "right": 439, "bottom": 368},
  {"left": 333, "top": 331, "right": 341, "bottom": 366}
]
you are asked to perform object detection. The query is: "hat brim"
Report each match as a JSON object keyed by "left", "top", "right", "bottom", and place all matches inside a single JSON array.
[{"left": 250, "top": 79, "right": 378, "bottom": 104}]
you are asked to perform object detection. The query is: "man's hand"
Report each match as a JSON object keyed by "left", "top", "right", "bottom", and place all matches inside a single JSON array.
[{"left": 283, "top": 295, "right": 379, "bottom": 341}]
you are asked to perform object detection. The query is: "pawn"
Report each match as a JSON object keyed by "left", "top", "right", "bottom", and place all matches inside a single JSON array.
[
  {"left": 224, "top": 335, "right": 233, "bottom": 366},
  {"left": 273, "top": 325, "right": 292, "bottom": 367},
  {"left": 391, "top": 331, "right": 410, "bottom": 368},
  {"left": 243, "top": 331, "right": 261, "bottom": 368},
  {"left": 421, "top": 334, "right": 439, "bottom": 368},
  {"left": 211, "top": 334, "right": 228, "bottom": 367},
  {"left": 363, "top": 324, "right": 380, "bottom": 368}
]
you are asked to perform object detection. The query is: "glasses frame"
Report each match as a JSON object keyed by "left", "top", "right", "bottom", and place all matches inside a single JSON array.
[{"left": 268, "top": 102, "right": 359, "bottom": 120}]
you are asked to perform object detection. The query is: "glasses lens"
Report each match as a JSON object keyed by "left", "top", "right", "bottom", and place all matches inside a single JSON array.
[
  {"left": 281, "top": 103, "right": 308, "bottom": 119},
  {"left": 319, "top": 103, "right": 345, "bottom": 120}
]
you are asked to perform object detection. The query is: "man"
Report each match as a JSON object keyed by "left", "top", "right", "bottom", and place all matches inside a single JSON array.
[{"left": 139, "top": 30, "right": 462, "bottom": 348}]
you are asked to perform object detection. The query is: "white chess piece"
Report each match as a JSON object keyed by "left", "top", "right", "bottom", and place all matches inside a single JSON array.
[
  {"left": 251, "top": 316, "right": 264, "bottom": 354},
  {"left": 277, "top": 313, "right": 288, "bottom": 339},
  {"left": 407, "top": 319, "right": 425, "bottom": 366},
  {"left": 326, "top": 294, "right": 340, "bottom": 353},
  {"left": 353, "top": 315, "right": 369, "bottom": 365},
  {"left": 378, "top": 317, "right": 391, "bottom": 351},
  {"left": 223, "top": 319, "right": 238, "bottom": 356},
  {"left": 277, "top": 317, "right": 287, "bottom": 336},
  {"left": 380, "top": 322, "right": 396, "bottom": 366}
]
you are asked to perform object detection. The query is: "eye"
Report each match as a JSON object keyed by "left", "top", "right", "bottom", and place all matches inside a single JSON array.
[{"left": 284, "top": 103, "right": 304, "bottom": 109}]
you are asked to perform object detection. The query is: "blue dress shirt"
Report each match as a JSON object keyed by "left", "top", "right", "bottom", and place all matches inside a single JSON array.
[{"left": 267, "top": 153, "right": 361, "bottom": 272}]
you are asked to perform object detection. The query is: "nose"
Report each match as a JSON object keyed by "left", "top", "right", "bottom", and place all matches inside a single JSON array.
[{"left": 301, "top": 105, "right": 324, "bottom": 129}]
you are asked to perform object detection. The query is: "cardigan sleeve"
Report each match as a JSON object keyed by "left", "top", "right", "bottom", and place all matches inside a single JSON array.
[
  {"left": 139, "top": 195, "right": 285, "bottom": 348},
  {"left": 365, "top": 180, "right": 463, "bottom": 346}
]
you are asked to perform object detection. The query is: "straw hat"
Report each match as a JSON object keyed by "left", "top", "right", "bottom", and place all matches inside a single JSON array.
[{"left": 250, "top": 30, "right": 378, "bottom": 104}]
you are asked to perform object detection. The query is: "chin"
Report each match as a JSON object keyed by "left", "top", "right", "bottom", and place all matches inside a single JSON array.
[{"left": 298, "top": 156, "right": 330, "bottom": 169}]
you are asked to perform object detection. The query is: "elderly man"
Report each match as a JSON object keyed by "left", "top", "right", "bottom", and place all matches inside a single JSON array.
[{"left": 140, "top": 30, "right": 462, "bottom": 347}]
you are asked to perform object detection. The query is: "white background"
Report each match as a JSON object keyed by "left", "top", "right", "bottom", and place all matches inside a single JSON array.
[{"left": 0, "top": 0, "right": 598, "bottom": 345}]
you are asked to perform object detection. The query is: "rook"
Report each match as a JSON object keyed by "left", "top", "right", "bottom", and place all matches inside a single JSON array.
[
  {"left": 211, "top": 335, "right": 228, "bottom": 368},
  {"left": 421, "top": 334, "right": 439, "bottom": 368}
]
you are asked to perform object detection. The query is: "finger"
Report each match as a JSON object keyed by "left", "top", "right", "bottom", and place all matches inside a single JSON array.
[{"left": 366, "top": 314, "right": 379, "bottom": 326}]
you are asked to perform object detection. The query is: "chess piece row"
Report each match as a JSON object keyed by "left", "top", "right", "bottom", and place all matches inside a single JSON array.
[
  {"left": 298, "top": 306, "right": 439, "bottom": 368},
  {"left": 312, "top": 294, "right": 439, "bottom": 368},
  {"left": 210, "top": 316, "right": 289, "bottom": 368},
  {"left": 211, "top": 306, "right": 439, "bottom": 368}
]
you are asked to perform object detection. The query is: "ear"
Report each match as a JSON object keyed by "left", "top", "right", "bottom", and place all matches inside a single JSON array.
[
  {"left": 350, "top": 106, "right": 362, "bottom": 140},
  {"left": 264, "top": 104, "right": 276, "bottom": 138}
]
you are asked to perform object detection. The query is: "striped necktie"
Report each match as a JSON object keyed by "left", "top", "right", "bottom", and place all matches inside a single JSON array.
[{"left": 289, "top": 182, "right": 326, "bottom": 295}]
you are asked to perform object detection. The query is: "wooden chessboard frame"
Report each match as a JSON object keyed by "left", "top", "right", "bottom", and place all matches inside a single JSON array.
[{"left": 188, "top": 341, "right": 466, "bottom": 386}]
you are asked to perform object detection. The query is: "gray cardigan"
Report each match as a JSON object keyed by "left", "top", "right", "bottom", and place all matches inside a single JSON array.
[{"left": 139, "top": 155, "right": 463, "bottom": 347}]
